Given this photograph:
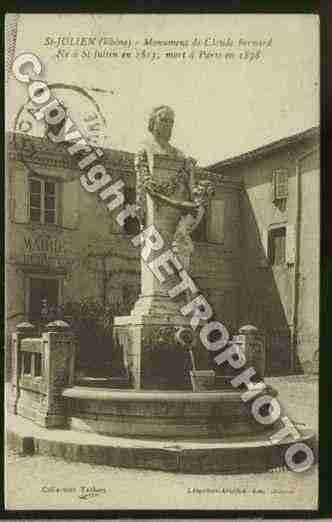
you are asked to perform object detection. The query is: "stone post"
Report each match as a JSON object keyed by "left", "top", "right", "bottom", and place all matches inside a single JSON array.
[
  {"left": 10, "top": 322, "right": 36, "bottom": 415},
  {"left": 35, "top": 320, "right": 75, "bottom": 428},
  {"left": 234, "top": 325, "right": 266, "bottom": 380}
]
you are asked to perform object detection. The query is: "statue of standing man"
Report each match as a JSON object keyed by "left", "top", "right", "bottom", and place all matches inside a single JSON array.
[{"left": 134, "top": 105, "right": 214, "bottom": 276}]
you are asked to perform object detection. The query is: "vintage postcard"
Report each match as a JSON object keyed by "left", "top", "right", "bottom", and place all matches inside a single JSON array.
[{"left": 5, "top": 13, "right": 319, "bottom": 510}]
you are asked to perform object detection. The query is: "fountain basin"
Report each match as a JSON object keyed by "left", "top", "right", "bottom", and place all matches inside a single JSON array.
[{"left": 63, "top": 386, "right": 281, "bottom": 439}]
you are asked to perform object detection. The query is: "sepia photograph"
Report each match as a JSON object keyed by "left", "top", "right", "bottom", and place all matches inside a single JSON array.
[{"left": 5, "top": 13, "right": 319, "bottom": 511}]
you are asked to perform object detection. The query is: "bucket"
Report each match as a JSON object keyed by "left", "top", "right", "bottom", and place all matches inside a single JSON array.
[{"left": 190, "top": 370, "right": 215, "bottom": 391}]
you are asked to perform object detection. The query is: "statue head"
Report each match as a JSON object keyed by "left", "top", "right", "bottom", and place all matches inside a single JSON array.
[{"left": 148, "top": 105, "right": 175, "bottom": 143}]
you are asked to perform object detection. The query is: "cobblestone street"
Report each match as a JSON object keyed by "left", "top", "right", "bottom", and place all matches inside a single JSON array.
[{"left": 5, "top": 376, "right": 318, "bottom": 511}]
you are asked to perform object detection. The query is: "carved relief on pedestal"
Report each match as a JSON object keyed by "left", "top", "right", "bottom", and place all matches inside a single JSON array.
[{"left": 141, "top": 325, "right": 195, "bottom": 390}]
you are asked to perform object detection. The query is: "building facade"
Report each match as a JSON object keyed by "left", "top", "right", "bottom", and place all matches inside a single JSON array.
[
  {"left": 209, "top": 126, "right": 319, "bottom": 374},
  {"left": 6, "top": 127, "right": 319, "bottom": 375}
]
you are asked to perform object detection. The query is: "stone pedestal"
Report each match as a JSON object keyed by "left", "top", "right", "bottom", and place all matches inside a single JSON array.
[
  {"left": 236, "top": 324, "right": 266, "bottom": 379},
  {"left": 114, "top": 315, "right": 211, "bottom": 390},
  {"left": 9, "top": 322, "right": 37, "bottom": 414},
  {"left": 212, "top": 325, "right": 266, "bottom": 388},
  {"left": 35, "top": 321, "right": 75, "bottom": 427},
  {"left": 15, "top": 320, "right": 75, "bottom": 428}
]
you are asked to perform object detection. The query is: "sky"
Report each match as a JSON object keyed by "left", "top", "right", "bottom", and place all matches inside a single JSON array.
[{"left": 7, "top": 14, "right": 319, "bottom": 166}]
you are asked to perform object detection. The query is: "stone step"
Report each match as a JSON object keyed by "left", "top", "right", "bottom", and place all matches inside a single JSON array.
[{"left": 6, "top": 412, "right": 317, "bottom": 474}]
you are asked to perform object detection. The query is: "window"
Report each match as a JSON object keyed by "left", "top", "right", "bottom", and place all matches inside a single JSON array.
[
  {"left": 29, "top": 178, "right": 58, "bottom": 225},
  {"left": 123, "top": 187, "right": 140, "bottom": 235},
  {"left": 268, "top": 226, "right": 286, "bottom": 266},
  {"left": 272, "top": 169, "right": 288, "bottom": 201},
  {"left": 22, "top": 352, "right": 32, "bottom": 375},
  {"left": 34, "top": 354, "right": 42, "bottom": 377}
]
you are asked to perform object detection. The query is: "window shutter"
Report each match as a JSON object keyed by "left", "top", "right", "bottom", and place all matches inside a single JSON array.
[
  {"left": 208, "top": 199, "right": 225, "bottom": 243},
  {"left": 13, "top": 168, "right": 29, "bottom": 223},
  {"left": 286, "top": 224, "right": 296, "bottom": 264},
  {"left": 62, "top": 178, "right": 80, "bottom": 229},
  {"left": 259, "top": 228, "right": 269, "bottom": 266},
  {"left": 273, "top": 169, "right": 288, "bottom": 201}
]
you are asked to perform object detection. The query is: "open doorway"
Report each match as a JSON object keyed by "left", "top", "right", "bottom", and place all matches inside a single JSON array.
[{"left": 27, "top": 277, "right": 60, "bottom": 323}]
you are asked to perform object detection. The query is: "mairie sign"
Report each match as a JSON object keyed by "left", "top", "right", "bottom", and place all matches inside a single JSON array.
[
  {"left": 23, "top": 234, "right": 67, "bottom": 255},
  {"left": 18, "top": 233, "right": 73, "bottom": 269}
]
